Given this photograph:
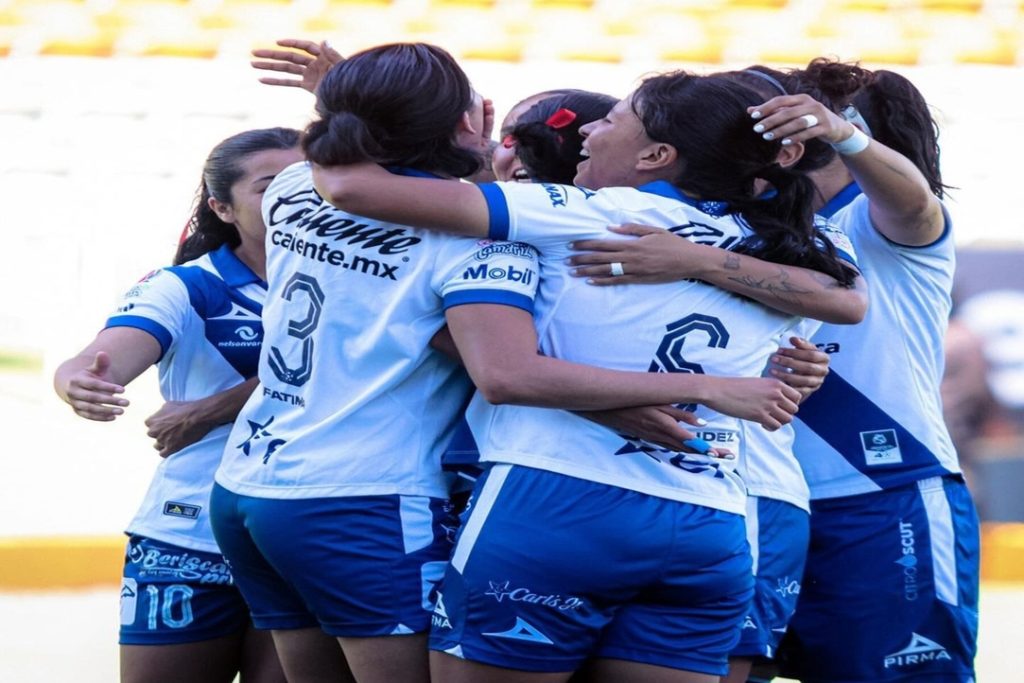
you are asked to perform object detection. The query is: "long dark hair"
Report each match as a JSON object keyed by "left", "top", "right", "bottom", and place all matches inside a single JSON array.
[
  {"left": 510, "top": 90, "right": 617, "bottom": 184},
  {"left": 175, "top": 127, "right": 301, "bottom": 265},
  {"left": 633, "top": 72, "right": 857, "bottom": 287},
  {"left": 303, "top": 42, "right": 481, "bottom": 178},
  {"left": 719, "top": 65, "right": 838, "bottom": 174},
  {"left": 802, "top": 58, "right": 947, "bottom": 198}
]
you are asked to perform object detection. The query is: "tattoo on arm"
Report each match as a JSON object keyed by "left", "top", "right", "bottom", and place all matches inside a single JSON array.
[
  {"left": 726, "top": 267, "right": 815, "bottom": 303},
  {"left": 724, "top": 254, "right": 741, "bottom": 271}
]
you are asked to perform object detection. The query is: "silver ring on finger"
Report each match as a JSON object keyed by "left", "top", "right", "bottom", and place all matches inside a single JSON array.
[
  {"left": 800, "top": 114, "right": 819, "bottom": 129},
  {"left": 610, "top": 262, "right": 625, "bottom": 277}
]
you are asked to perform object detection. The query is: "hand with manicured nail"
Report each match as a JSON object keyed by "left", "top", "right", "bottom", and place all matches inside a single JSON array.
[{"left": 746, "top": 94, "right": 853, "bottom": 147}]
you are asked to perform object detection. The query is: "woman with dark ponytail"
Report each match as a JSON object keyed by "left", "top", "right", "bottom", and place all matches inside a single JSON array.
[
  {"left": 746, "top": 61, "right": 979, "bottom": 683},
  {"left": 311, "top": 69, "right": 866, "bottom": 683},
  {"left": 505, "top": 90, "right": 618, "bottom": 184},
  {"left": 478, "top": 71, "right": 870, "bottom": 683},
  {"left": 173, "top": 128, "right": 298, "bottom": 266},
  {"left": 54, "top": 127, "right": 304, "bottom": 683}
]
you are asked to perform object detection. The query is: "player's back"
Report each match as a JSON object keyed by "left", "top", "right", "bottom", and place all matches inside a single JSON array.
[{"left": 217, "top": 163, "right": 538, "bottom": 501}]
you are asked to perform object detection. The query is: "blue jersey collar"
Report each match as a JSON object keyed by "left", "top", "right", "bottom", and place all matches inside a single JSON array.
[
  {"left": 636, "top": 180, "right": 732, "bottom": 217},
  {"left": 210, "top": 244, "right": 264, "bottom": 287},
  {"left": 818, "top": 182, "right": 862, "bottom": 219}
]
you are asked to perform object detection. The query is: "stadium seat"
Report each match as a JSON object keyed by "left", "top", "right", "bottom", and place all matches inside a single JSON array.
[
  {"left": 40, "top": 33, "right": 118, "bottom": 57},
  {"left": 460, "top": 39, "right": 525, "bottom": 61},
  {"left": 140, "top": 40, "right": 220, "bottom": 58}
]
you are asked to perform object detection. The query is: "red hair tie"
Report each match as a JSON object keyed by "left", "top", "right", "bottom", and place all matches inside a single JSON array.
[{"left": 545, "top": 108, "right": 577, "bottom": 130}]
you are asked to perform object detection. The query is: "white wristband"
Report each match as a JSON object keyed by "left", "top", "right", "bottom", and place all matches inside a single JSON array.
[{"left": 829, "top": 127, "right": 870, "bottom": 156}]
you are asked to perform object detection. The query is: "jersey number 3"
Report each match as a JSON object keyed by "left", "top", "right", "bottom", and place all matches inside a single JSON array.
[{"left": 269, "top": 272, "right": 325, "bottom": 387}]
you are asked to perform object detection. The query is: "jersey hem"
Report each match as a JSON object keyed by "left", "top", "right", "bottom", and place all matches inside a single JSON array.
[
  {"left": 480, "top": 452, "right": 746, "bottom": 515},
  {"left": 212, "top": 473, "right": 449, "bottom": 501},
  {"left": 122, "top": 527, "right": 222, "bottom": 556},
  {"left": 807, "top": 465, "right": 959, "bottom": 500},
  {"left": 744, "top": 485, "right": 811, "bottom": 513}
]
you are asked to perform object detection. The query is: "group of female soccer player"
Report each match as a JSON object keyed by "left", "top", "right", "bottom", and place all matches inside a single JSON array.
[{"left": 55, "top": 38, "right": 979, "bottom": 683}]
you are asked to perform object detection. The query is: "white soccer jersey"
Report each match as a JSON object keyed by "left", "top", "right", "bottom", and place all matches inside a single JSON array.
[
  {"left": 215, "top": 163, "right": 540, "bottom": 500},
  {"left": 740, "top": 320, "right": 818, "bottom": 512},
  {"left": 469, "top": 180, "right": 816, "bottom": 515},
  {"left": 739, "top": 221, "right": 857, "bottom": 512},
  {"left": 105, "top": 245, "right": 266, "bottom": 553},
  {"left": 794, "top": 189, "right": 960, "bottom": 499}
]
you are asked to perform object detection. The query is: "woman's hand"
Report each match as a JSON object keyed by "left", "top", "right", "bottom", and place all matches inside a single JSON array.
[
  {"left": 57, "top": 351, "right": 129, "bottom": 422},
  {"left": 702, "top": 376, "right": 802, "bottom": 431},
  {"left": 748, "top": 93, "right": 855, "bottom": 147},
  {"left": 767, "top": 336, "right": 830, "bottom": 402},
  {"left": 581, "top": 405, "right": 736, "bottom": 458},
  {"left": 568, "top": 224, "right": 718, "bottom": 285},
  {"left": 251, "top": 39, "right": 344, "bottom": 94},
  {"left": 145, "top": 401, "right": 213, "bottom": 458}
]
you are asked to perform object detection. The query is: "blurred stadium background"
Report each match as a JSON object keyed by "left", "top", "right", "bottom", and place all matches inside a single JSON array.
[{"left": 1, "top": 0, "right": 1022, "bottom": 679}]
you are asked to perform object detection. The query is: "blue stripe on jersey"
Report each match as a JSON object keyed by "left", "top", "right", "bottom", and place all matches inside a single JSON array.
[
  {"left": 818, "top": 182, "right": 861, "bottom": 219},
  {"left": 479, "top": 184, "right": 511, "bottom": 241},
  {"left": 443, "top": 289, "right": 534, "bottom": 313},
  {"left": 105, "top": 316, "right": 173, "bottom": 357},
  {"left": 209, "top": 245, "right": 265, "bottom": 289},
  {"left": 168, "top": 253, "right": 264, "bottom": 379},
  {"left": 796, "top": 370, "right": 953, "bottom": 489}
]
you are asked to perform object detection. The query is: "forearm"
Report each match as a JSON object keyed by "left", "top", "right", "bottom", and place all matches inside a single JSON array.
[
  {"left": 472, "top": 352, "right": 718, "bottom": 410},
  {"left": 190, "top": 378, "right": 259, "bottom": 426},
  {"left": 311, "top": 163, "right": 489, "bottom": 237},
  {"left": 842, "top": 141, "right": 943, "bottom": 244},
  {"left": 695, "top": 247, "right": 867, "bottom": 324},
  {"left": 54, "top": 333, "right": 158, "bottom": 401},
  {"left": 447, "top": 303, "right": 717, "bottom": 409}
]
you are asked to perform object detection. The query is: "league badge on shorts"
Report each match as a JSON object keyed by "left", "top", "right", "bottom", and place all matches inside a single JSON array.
[{"left": 860, "top": 429, "right": 902, "bottom": 465}]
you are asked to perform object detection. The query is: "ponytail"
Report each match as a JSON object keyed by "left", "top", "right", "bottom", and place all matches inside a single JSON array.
[
  {"left": 732, "top": 164, "right": 856, "bottom": 287},
  {"left": 633, "top": 72, "right": 857, "bottom": 288},
  {"left": 175, "top": 127, "right": 301, "bottom": 265}
]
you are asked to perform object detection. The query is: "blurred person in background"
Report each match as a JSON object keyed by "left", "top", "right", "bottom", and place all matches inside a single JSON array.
[{"left": 53, "top": 127, "right": 309, "bottom": 683}]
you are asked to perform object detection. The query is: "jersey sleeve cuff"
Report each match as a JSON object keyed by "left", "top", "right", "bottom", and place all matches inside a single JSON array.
[
  {"left": 105, "top": 316, "right": 173, "bottom": 360},
  {"left": 836, "top": 248, "right": 858, "bottom": 266},
  {"left": 478, "top": 183, "right": 511, "bottom": 241},
  {"left": 442, "top": 289, "right": 534, "bottom": 314}
]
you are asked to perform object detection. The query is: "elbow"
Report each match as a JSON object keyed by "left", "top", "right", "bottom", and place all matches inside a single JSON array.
[
  {"left": 827, "top": 296, "right": 868, "bottom": 325},
  {"left": 471, "top": 368, "right": 534, "bottom": 406},
  {"left": 311, "top": 167, "right": 358, "bottom": 211},
  {"left": 474, "top": 376, "right": 520, "bottom": 406}
]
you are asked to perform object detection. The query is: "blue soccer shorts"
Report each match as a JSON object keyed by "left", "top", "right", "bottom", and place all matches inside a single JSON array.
[
  {"left": 429, "top": 464, "right": 754, "bottom": 676},
  {"left": 119, "top": 535, "right": 250, "bottom": 645},
  {"left": 210, "top": 484, "right": 457, "bottom": 637},
  {"left": 732, "top": 496, "right": 810, "bottom": 660},
  {"left": 777, "top": 475, "right": 979, "bottom": 682}
]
